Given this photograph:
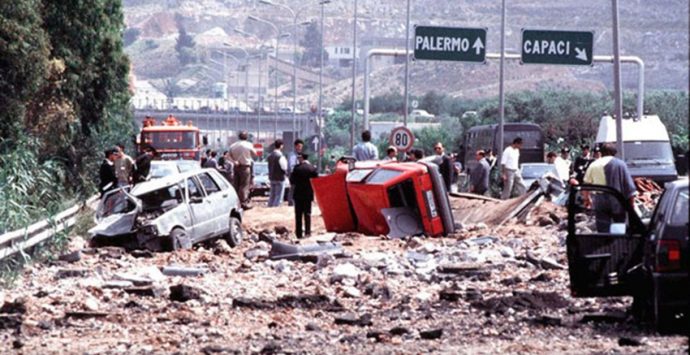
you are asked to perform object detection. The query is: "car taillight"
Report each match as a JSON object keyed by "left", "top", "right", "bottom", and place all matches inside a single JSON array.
[{"left": 656, "top": 240, "right": 681, "bottom": 272}]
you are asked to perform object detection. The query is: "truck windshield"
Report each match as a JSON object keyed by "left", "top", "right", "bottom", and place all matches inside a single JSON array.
[
  {"left": 142, "top": 131, "right": 197, "bottom": 149},
  {"left": 623, "top": 141, "right": 673, "bottom": 163}
]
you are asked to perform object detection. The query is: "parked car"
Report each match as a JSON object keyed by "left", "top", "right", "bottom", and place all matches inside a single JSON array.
[
  {"left": 149, "top": 160, "right": 201, "bottom": 180},
  {"left": 520, "top": 163, "right": 559, "bottom": 188},
  {"left": 250, "top": 161, "right": 290, "bottom": 200},
  {"left": 410, "top": 109, "right": 435, "bottom": 120},
  {"left": 89, "top": 169, "right": 243, "bottom": 251},
  {"left": 566, "top": 179, "right": 688, "bottom": 331}
]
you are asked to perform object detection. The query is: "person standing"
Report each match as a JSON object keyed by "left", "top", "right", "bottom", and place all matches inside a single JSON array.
[
  {"left": 572, "top": 145, "right": 594, "bottom": 184},
  {"left": 267, "top": 139, "right": 288, "bottom": 207},
  {"left": 583, "top": 143, "right": 637, "bottom": 233},
  {"left": 286, "top": 139, "right": 304, "bottom": 206},
  {"left": 469, "top": 150, "right": 490, "bottom": 195},
  {"left": 220, "top": 151, "right": 234, "bottom": 183},
  {"left": 114, "top": 143, "right": 134, "bottom": 187},
  {"left": 229, "top": 131, "right": 258, "bottom": 209},
  {"left": 290, "top": 153, "right": 318, "bottom": 238},
  {"left": 352, "top": 130, "right": 378, "bottom": 161},
  {"left": 500, "top": 137, "right": 526, "bottom": 199},
  {"left": 383, "top": 146, "right": 398, "bottom": 161},
  {"left": 432, "top": 142, "right": 453, "bottom": 192},
  {"left": 99, "top": 148, "right": 119, "bottom": 197},
  {"left": 203, "top": 150, "right": 218, "bottom": 169},
  {"left": 554, "top": 147, "right": 571, "bottom": 183},
  {"left": 133, "top": 146, "right": 156, "bottom": 184}
]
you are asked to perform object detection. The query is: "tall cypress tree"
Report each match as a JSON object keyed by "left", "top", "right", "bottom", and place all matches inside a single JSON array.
[
  {"left": 0, "top": 0, "right": 50, "bottom": 144},
  {"left": 41, "top": 0, "right": 132, "bottom": 190}
]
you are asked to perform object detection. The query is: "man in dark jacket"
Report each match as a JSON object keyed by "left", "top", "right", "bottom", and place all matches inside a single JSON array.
[
  {"left": 133, "top": 146, "right": 156, "bottom": 184},
  {"left": 99, "top": 148, "right": 119, "bottom": 197},
  {"left": 289, "top": 153, "right": 318, "bottom": 238}
]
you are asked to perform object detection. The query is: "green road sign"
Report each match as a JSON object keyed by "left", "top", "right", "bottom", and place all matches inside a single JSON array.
[
  {"left": 521, "top": 29, "right": 594, "bottom": 65},
  {"left": 414, "top": 26, "right": 487, "bottom": 63}
]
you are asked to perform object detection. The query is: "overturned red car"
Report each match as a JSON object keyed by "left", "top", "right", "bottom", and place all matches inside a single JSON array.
[{"left": 312, "top": 158, "right": 455, "bottom": 238}]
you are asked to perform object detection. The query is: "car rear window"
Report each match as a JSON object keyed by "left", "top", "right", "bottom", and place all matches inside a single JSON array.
[{"left": 670, "top": 187, "right": 688, "bottom": 225}]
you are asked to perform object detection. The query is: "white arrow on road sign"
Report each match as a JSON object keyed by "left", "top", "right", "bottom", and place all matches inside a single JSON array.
[
  {"left": 311, "top": 136, "right": 319, "bottom": 152},
  {"left": 575, "top": 47, "right": 588, "bottom": 61},
  {"left": 472, "top": 38, "right": 484, "bottom": 55}
]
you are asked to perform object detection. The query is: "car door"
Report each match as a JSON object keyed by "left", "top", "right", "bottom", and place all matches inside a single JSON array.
[
  {"left": 185, "top": 175, "right": 214, "bottom": 241},
  {"left": 566, "top": 184, "right": 646, "bottom": 297},
  {"left": 196, "top": 171, "right": 231, "bottom": 239}
]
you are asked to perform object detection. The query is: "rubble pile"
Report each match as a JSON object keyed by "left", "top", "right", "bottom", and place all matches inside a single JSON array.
[{"left": 0, "top": 199, "right": 686, "bottom": 353}]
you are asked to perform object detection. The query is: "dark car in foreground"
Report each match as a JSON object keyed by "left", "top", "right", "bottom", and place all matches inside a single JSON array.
[{"left": 566, "top": 178, "right": 688, "bottom": 331}]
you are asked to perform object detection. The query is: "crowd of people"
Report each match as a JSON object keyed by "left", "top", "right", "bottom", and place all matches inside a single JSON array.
[
  {"left": 98, "top": 144, "right": 156, "bottom": 197},
  {"left": 101, "top": 128, "right": 637, "bottom": 239}
]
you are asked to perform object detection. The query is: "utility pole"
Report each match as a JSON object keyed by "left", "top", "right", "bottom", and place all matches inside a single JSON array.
[
  {"left": 403, "top": 0, "right": 411, "bottom": 126},
  {"left": 497, "top": 0, "right": 506, "bottom": 172},
  {"left": 612, "top": 0, "right": 624, "bottom": 159},
  {"left": 317, "top": 1, "right": 330, "bottom": 172},
  {"left": 350, "top": 0, "right": 358, "bottom": 150}
]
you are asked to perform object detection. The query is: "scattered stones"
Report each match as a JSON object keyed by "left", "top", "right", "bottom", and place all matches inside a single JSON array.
[
  {"left": 500, "top": 276, "right": 523, "bottom": 286},
  {"left": 341, "top": 286, "right": 361, "bottom": 298},
  {"left": 212, "top": 240, "right": 233, "bottom": 255},
  {"left": 305, "top": 322, "right": 320, "bottom": 332},
  {"left": 618, "top": 337, "right": 643, "bottom": 346},
  {"left": 130, "top": 249, "right": 154, "bottom": 258},
  {"left": 55, "top": 268, "right": 89, "bottom": 279},
  {"left": 580, "top": 312, "right": 628, "bottom": 324},
  {"left": 472, "top": 291, "right": 569, "bottom": 315},
  {"left": 58, "top": 250, "right": 82, "bottom": 263},
  {"left": 330, "top": 263, "right": 361, "bottom": 284},
  {"left": 530, "top": 315, "right": 562, "bottom": 326},
  {"left": 64, "top": 311, "right": 109, "bottom": 319},
  {"left": 334, "top": 313, "right": 373, "bottom": 327},
  {"left": 169, "top": 284, "right": 203, "bottom": 303},
  {"left": 390, "top": 326, "right": 411, "bottom": 336},
  {"left": 161, "top": 266, "right": 208, "bottom": 277},
  {"left": 274, "top": 225, "right": 289, "bottom": 235},
  {"left": 419, "top": 328, "right": 443, "bottom": 340},
  {"left": 125, "top": 286, "right": 163, "bottom": 297}
]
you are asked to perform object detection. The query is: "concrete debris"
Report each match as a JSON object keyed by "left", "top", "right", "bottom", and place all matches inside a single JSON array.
[
  {"left": 1, "top": 193, "right": 684, "bottom": 353},
  {"left": 58, "top": 250, "right": 82, "bottom": 263},
  {"left": 161, "top": 266, "right": 208, "bottom": 277}
]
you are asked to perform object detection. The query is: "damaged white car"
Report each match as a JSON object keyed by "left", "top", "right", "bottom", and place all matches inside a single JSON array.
[{"left": 89, "top": 169, "right": 243, "bottom": 251}]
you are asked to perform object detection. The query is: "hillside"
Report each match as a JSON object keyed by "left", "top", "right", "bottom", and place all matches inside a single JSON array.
[{"left": 123, "top": 0, "right": 689, "bottom": 103}]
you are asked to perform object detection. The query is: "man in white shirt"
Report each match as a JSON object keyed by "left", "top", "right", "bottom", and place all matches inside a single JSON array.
[
  {"left": 554, "top": 147, "right": 571, "bottom": 183},
  {"left": 229, "top": 131, "right": 258, "bottom": 209},
  {"left": 501, "top": 137, "right": 526, "bottom": 199},
  {"left": 352, "top": 130, "right": 378, "bottom": 161}
]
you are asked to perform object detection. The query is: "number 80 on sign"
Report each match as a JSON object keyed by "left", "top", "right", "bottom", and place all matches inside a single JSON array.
[{"left": 389, "top": 126, "right": 415, "bottom": 152}]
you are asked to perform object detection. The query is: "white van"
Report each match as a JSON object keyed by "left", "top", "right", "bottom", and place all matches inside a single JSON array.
[{"left": 595, "top": 115, "right": 678, "bottom": 183}]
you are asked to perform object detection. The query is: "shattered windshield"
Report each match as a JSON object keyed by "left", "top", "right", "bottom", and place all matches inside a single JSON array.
[
  {"left": 137, "top": 183, "right": 184, "bottom": 212},
  {"left": 99, "top": 189, "right": 136, "bottom": 219}
]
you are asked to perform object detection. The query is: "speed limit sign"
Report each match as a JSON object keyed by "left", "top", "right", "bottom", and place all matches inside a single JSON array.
[{"left": 389, "top": 126, "right": 415, "bottom": 152}]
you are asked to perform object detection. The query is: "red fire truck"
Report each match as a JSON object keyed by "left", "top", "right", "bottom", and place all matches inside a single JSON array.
[{"left": 139, "top": 115, "right": 202, "bottom": 160}]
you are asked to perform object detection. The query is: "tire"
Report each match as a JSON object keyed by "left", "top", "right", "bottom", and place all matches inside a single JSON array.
[
  {"left": 224, "top": 217, "right": 243, "bottom": 247},
  {"left": 169, "top": 228, "right": 192, "bottom": 251}
]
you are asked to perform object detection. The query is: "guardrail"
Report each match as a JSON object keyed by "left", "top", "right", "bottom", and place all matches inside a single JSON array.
[{"left": 0, "top": 195, "right": 98, "bottom": 261}]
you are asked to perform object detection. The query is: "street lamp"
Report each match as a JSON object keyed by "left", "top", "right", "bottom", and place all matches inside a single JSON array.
[
  {"left": 350, "top": 0, "right": 358, "bottom": 151},
  {"left": 225, "top": 44, "right": 252, "bottom": 133},
  {"left": 317, "top": 0, "right": 331, "bottom": 172},
  {"left": 259, "top": 0, "right": 313, "bottom": 139},
  {"left": 234, "top": 28, "right": 273, "bottom": 141},
  {"left": 403, "top": 0, "right": 411, "bottom": 126},
  {"left": 248, "top": 15, "right": 282, "bottom": 140}
]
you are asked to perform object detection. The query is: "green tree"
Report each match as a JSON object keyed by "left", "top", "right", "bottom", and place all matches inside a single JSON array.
[
  {"left": 42, "top": 0, "right": 132, "bottom": 191},
  {"left": 175, "top": 25, "right": 196, "bottom": 65},
  {"left": 300, "top": 22, "right": 327, "bottom": 67},
  {"left": 0, "top": 0, "right": 50, "bottom": 144},
  {"left": 419, "top": 90, "right": 445, "bottom": 115}
]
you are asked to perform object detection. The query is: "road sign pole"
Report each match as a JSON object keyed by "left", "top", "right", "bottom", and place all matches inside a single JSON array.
[
  {"left": 497, "top": 0, "right": 506, "bottom": 175},
  {"left": 612, "top": 0, "right": 624, "bottom": 159},
  {"left": 403, "top": 0, "right": 411, "bottom": 127}
]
